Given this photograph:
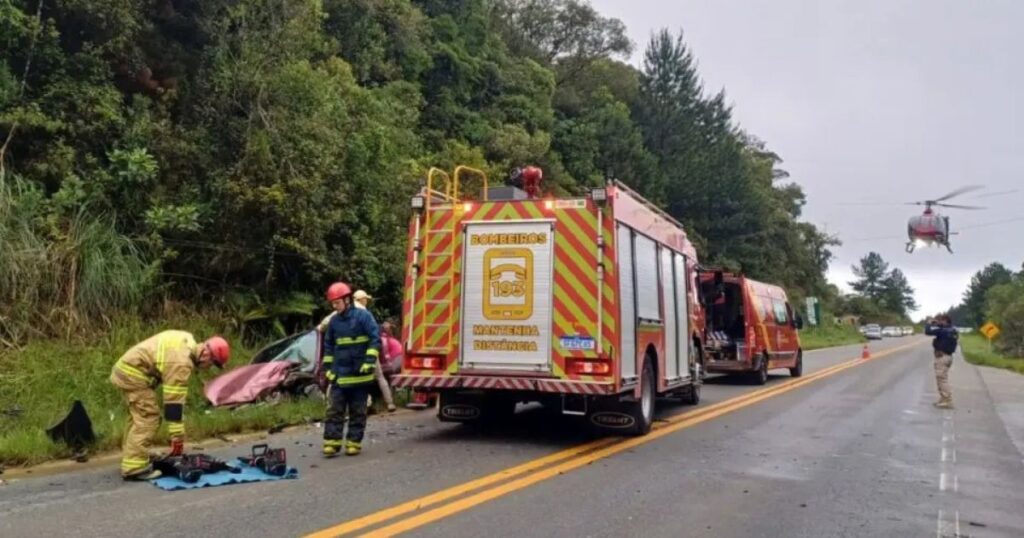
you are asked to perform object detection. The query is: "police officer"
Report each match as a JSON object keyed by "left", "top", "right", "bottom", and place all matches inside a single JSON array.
[
  {"left": 321, "top": 282, "right": 381, "bottom": 456},
  {"left": 925, "top": 314, "right": 959, "bottom": 409}
]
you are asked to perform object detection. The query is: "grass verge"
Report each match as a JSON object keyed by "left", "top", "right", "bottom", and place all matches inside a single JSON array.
[
  {"left": 0, "top": 318, "right": 328, "bottom": 467},
  {"left": 799, "top": 324, "right": 866, "bottom": 351},
  {"left": 961, "top": 334, "right": 1024, "bottom": 375}
]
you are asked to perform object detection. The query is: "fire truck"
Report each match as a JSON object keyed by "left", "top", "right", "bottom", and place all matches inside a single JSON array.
[{"left": 391, "top": 166, "right": 704, "bottom": 435}]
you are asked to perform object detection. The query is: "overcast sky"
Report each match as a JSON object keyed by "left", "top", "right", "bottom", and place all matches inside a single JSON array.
[{"left": 590, "top": 0, "right": 1024, "bottom": 318}]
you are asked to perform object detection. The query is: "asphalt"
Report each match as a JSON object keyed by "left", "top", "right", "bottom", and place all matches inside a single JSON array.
[{"left": 2, "top": 336, "right": 1022, "bottom": 538}]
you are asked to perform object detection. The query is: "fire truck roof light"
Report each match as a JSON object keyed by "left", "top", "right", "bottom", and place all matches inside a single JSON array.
[
  {"left": 544, "top": 200, "right": 555, "bottom": 210},
  {"left": 591, "top": 188, "right": 607, "bottom": 202},
  {"left": 463, "top": 202, "right": 473, "bottom": 213},
  {"left": 411, "top": 195, "right": 425, "bottom": 210}
]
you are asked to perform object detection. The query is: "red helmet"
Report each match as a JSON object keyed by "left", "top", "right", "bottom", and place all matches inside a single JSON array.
[
  {"left": 326, "top": 282, "right": 352, "bottom": 302},
  {"left": 204, "top": 336, "right": 231, "bottom": 369}
]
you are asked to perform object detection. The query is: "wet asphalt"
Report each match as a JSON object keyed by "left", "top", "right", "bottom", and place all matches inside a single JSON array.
[{"left": 1, "top": 336, "right": 1021, "bottom": 538}]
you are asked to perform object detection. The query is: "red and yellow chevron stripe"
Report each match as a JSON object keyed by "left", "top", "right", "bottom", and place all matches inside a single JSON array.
[{"left": 402, "top": 198, "right": 619, "bottom": 386}]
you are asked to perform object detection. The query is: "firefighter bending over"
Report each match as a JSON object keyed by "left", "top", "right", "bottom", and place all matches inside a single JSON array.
[
  {"left": 321, "top": 282, "right": 382, "bottom": 457},
  {"left": 110, "top": 331, "right": 230, "bottom": 480}
]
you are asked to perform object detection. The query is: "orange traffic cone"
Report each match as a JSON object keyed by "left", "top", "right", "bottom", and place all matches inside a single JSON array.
[{"left": 861, "top": 344, "right": 871, "bottom": 359}]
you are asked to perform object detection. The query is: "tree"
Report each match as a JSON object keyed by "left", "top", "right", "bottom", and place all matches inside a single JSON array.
[
  {"left": 985, "top": 279, "right": 1024, "bottom": 356},
  {"left": 491, "top": 0, "right": 632, "bottom": 84},
  {"left": 960, "top": 262, "right": 1014, "bottom": 327},
  {"left": 880, "top": 268, "right": 917, "bottom": 317},
  {"left": 850, "top": 252, "right": 890, "bottom": 301}
]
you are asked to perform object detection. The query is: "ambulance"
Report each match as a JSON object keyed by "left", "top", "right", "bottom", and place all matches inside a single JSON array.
[
  {"left": 391, "top": 166, "right": 704, "bottom": 435},
  {"left": 698, "top": 270, "right": 804, "bottom": 384}
]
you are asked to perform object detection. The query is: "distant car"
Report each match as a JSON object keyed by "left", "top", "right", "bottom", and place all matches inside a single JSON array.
[
  {"left": 901, "top": 326, "right": 913, "bottom": 336},
  {"left": 882, "top": 326, "right": 901, "bottom": 337},
  {"left": 863, "top": 324, "right": 882, "bottom": 340}
]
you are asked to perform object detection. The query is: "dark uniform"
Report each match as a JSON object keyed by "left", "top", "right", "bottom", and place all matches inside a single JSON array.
[
  {"left": 925, "top": 321, "right": 959, "bottom": 407},
  {"left": 322, "top": 305, "right": 381, "bottom": 455}
]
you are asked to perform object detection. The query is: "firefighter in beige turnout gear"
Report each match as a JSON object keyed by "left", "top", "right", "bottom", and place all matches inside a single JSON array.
[{"left": 109, "top": 331, "right": 231, "bottom": 480}]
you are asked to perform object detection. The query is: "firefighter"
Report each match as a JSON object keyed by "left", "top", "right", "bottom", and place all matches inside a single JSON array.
[
  {"left": 925, "top": 314, "right": 959, "bottom": 409},
  {"left": 109, "top": 331, "right": 230, "bottom": 480},
  {"left": 321, "top": 282, "right": 382, "bottom": 457},
  {"left": 318, "top": 290, "right": 396, "bottom": 413}
]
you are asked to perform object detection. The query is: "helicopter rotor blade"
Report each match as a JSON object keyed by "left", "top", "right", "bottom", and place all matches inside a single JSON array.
[
  {"left": 934, "top": 203, "right": 986, "bottom": 210},
  {"left": 968, "top": 189, "right": 1019, "bottom": 200},
  {"left": 934, "top": 185, "right": 985, "bottom": 202}
]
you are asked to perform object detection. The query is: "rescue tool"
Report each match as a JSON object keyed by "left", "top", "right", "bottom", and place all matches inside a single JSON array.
[
  {"left": 151, "top": 453, "right": 240, "bottom": 483},
  {"left": 237, "top": 444, "right": 288, "bottom": 477}
]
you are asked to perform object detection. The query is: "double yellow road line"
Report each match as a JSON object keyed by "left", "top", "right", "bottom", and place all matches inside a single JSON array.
[{"left": 307, "top": 341, "right": 924, "bottom": 538}]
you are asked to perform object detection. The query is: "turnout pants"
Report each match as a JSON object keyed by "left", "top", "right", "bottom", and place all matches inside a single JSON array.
[
  {"left": 325, "top": 385, "right": 369, "bottom": 449},
  {"left": 110, "top": 373, "right": 160, "bottom": 476},
  {"left": 933, "top": 350, "right": 953, "bottom": 403}
]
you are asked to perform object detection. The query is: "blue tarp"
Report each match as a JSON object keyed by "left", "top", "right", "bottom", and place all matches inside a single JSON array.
[{"left": 152, "top": 460, "right": 298, "bottom": 491}]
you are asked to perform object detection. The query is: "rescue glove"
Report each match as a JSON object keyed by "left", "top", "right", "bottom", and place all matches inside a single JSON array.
[
  {"left": 358, "top": 362, "right": 376, "bottom": 375},
  {"left": 170, "top": 437, "right": 185, "bottom": 456}
]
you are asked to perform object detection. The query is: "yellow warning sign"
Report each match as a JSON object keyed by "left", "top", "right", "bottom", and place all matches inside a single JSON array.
[{"left": 980, "top": 322, "right": 1001, "bottom": 340}]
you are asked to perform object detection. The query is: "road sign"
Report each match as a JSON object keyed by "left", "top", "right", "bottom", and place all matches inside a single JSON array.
[
  {"left": 980, "top": 322, "right": 1001, "bottom": 340},
  {"left": 805, "top": 297, "right": 820, "bottom": 326}
]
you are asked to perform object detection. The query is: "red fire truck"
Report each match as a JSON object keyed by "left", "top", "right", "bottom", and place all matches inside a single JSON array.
[{"left": 391, "top": 166, "right": 704, "bottom": 435}]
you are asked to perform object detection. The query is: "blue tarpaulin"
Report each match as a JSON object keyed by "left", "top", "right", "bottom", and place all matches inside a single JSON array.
[{"left": 152, "top": 460, "right": 298, "bottom": 491}]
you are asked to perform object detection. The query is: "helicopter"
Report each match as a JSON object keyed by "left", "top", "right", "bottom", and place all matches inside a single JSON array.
[{"left": 906, "top": 185, "right": 985, "bottom": 253}]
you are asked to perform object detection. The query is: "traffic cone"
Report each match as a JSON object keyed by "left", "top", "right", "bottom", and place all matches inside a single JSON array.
[{"left": 861, "top": 344, "right": 871, "bottom": 359}]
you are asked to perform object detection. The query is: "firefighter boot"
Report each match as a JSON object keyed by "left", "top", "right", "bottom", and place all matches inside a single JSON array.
[
  {"left": 933, "top": 399, "right": 954, "bottom": 409},
  {"left": 322, "top": 440, "right": 342, "bottom": 457},
  {"left": 123, "top": 466, "right": 162, "bottom": 481},
  {"left": 345, "top": 440, "right": 361, "bottom": 456}
]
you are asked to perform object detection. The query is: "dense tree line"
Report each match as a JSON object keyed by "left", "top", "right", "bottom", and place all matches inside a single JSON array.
[
  {"left": 943, "top": 262, "right": 1024, "bottom": 356},
  {"left": 0, "top": 0, "right": 837, "bottom": 346}
]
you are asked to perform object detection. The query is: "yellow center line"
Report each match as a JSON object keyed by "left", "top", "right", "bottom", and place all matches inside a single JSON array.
[{"left": 308, "top": 340, "right": 924, "bottom": 538}]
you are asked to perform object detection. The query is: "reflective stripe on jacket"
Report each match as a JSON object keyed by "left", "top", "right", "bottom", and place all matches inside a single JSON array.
[
  {"left": 322, "top": 307, "right": 381, "bottom": 387},
  {"left": 111, "top": 330, "right": 196, "bottom": 437}
]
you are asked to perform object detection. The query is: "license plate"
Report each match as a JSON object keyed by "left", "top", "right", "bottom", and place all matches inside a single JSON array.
[{"left": 559, "top": 336, "right": 595, "bottom": 351}]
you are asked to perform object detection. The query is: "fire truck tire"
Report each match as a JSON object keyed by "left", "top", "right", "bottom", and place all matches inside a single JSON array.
[
  {"left": 751, "top": 353, "right": 769, "bottom": 385},
  {"left": 483, "top": 395, "right": 517, "bottom": 421},
  {"left": 680, "top": 382, "right": 701, "bottom": 405},
  {"left": 627, "top": 357, "right": 655, "bottom": 436},
  {"left": 790, "top": 350, "right": 803, "bottom": 378}
]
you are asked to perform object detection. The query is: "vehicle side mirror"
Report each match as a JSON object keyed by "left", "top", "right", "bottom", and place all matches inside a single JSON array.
[{"left": 794, "top": 315, "right": 804, "bottom": 330}]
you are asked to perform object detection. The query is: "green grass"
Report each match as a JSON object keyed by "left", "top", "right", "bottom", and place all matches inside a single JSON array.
[
  {"left": 0, "top": 319, "right": 328, "bottom": 467},
  {"left": 961, "top": 334, "right": 1024, "bottom": 375},
  {"left": 799, "top": 324, "right": 866, "bottom": 351}
]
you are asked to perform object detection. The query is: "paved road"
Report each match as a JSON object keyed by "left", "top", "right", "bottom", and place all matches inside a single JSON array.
[{"left": 2, "top": 337, "right": 1022, "bottom": 537}]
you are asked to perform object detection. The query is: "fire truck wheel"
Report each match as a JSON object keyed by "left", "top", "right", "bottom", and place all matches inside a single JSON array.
[
  {"left": 483, "top": 396, "right": 517, "bottom": 422},
  {"left": 789, "top": 350, "right": 803, "bottom": 378},
  {"left": 751, "top": 354, "right": 769, "bottom": 385},
  {"left": 627, "top": 357, "right": 655, "bottom": 436},
  {"left": 684, "top": 381, "right": 701, "bottom": 405}
]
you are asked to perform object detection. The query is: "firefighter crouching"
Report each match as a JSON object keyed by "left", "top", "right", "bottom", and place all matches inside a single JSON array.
[
  {"left": 109, "top": 331, "right": 231, "bottom": 480},
  {"left": 321, "top": 282, "right": 382, "bottom": 457}
]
